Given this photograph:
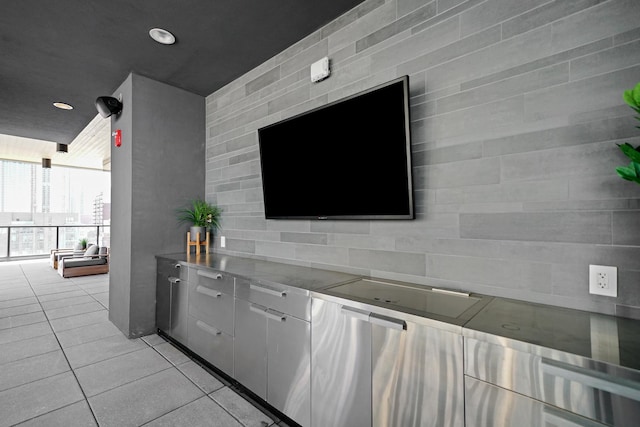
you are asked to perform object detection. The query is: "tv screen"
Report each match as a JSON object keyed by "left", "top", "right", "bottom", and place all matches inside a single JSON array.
[{"left": 258, "top": 75, "right": 414, "bottom": 220}]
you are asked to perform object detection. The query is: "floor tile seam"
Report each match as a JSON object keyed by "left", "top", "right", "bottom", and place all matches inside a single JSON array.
[
  {"left": 44, "top": 306, "right": 107, "bottom": 321},
  {"left": 205, "top": 391, "right": 257, "bottom": 427},
  {"left": 51, "top": 316, "right": 112, "bottom": 334},
  {"left": 136, "top": 393, "right": 216, "bottom": 427},
  {"left": 6, "top": 400, "right": 88, "bottom": 427},
  {"left": 0, "top": 358, "right": 72, "bottom": 395},
  {"left": 0, "top": 285, "right": 32, "bottom": 292},
  {"left": 166, "top": 351, "right": 257, "bottom": 426},
  {"left": 0, "top": 316, "right": 47, "bottom": 332},
  {"left": 19, "top": 263, "right": 101, "bottom": 427},
  {"left": 82, "top": 365, "right": 179, "bottom": 401},
  {"left": 174, "top": 358, "right": 228, "bottom": 396},
  {"left": 0, "top": 348, "right": 63, "bottom": 370},
  {"left": 0, "top": 306, "right": 44, "bottom": 320},
  {"left": 0, "top": 293, "right": 37, "bottom": 302},
  {"left": 0, "top": 299, "right": 40, "bottom": 309},
  {"left": 150, "top": 341, "right": 194, "bottom": 366},
  {"left": 32, "top": 287, "right": 87, "bottom": 296},
  {"left": 71, "top": 346, "right": 167, "bottom": 380},
  {"left": 40, "top": 297, "right": 103, "bottom": 311},
  {"left": 56, "top": 330, "right": 123, "bottom": 351},
  {"left": 68, "top": 342, "right": 150, "bottom": 370},
  {"left": 0, "top": 327, "right": 55, "bottom": 347}
]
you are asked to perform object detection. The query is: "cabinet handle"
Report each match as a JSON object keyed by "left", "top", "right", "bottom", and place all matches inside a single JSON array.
[
  {"left": 264, "top": 309, "right": 286, "bottom": 322},
  {"left": 370, "top": 313, "right": 406, "bottom": 331},
  {"left": 196, "top": 320, "right": 222, "bottom": 336},
  {"left": 340, "top": 306, "right": 370, "bottom": 322},
  {"left": 197, "top": 270, "right": 224, "bottom": 280},
  {"left": 431, "top": 288, "right": 469, "bottom": 297},
  {"left": 249, "top": 303, "right": 268, "bottom": 316},
  {"left": 541, "top": 358, "right": 640, "bottom": 402},
  {"left": 196, "top": 285, "right": 222, "bottom": 299},
  {"left": 250, "top": 283, "right": 286, "bottom": 298},
  {"left": 168, "top": 277, "right": 181, "bottom": 284}
]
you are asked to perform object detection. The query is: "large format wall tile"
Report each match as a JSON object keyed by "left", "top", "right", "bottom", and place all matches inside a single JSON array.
[{"left": 205, "top": 0, "right": 640, "bottom": 316}]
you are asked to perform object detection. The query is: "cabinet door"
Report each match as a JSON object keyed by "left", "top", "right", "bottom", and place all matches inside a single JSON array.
[
  {"left": 156, "top": 259, "right": 186, "bottom": 338},
  {"left": 371, "top": 317, "right": 464, "bottom": 427},
  {"left": 234, "top": 298, "right": 268, "bottom": 399},
  {"left": 465, "top": 376, "right": 607, "bottom": 427},
  {"left": 267, "top": 310, "right": 311, "bottom": 427},
  {"left": 311, "top": 299, "right": 371, "bottom": 427},
  {"left": 170, "top": 275, "right": 188, "bottom": 343}
]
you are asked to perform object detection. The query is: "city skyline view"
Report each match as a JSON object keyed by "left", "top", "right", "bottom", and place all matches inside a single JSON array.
[{"left": 0, "top": 159, "right": 111, "bottom": 258}]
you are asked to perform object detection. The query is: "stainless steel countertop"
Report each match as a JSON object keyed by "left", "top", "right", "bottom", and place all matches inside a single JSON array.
[
  {"left": 463, "top": 298, "right": 640, "bottom": 372},
  {"left": 158, "top": 252, "right": 640, "bottom": 372},
  {"left": 157, "top": 252, "right": 360, "bottom": 291}
]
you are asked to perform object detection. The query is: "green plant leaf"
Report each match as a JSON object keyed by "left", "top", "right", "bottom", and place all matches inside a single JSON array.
[
  {"left": 633, "top": 82, "right": 640, "bottom": 105},
  {"left": 624, "top": 89, "right": 638, "bottom": 108},
  {"left": 616, "top": 165, "right": 640, "bottom": 183},
  {"left": 618, "top": 143, "right": 640, "bottom": 163}
]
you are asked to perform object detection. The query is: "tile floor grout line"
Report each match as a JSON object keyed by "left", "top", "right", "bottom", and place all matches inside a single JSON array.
[
  {"left": 144, "top": 340, "right": 254, "bottom": 426},
  {"left": 19, "top": 263, "right": 102, "bottom": 427}
]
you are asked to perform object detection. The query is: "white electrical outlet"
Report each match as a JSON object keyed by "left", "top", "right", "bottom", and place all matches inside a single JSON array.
[
  {"left": 220, "top": 236, "right": 226, "bottom": 248},
  {"left": 589, "top": 265, "right": 617, "bottom": 297}
]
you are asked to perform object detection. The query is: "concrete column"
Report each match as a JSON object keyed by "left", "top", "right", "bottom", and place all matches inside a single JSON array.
[{"left": 109, "top": 73, "right": 205, "bottom": 338}]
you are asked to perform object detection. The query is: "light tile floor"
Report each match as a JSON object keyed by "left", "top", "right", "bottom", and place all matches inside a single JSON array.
[{"left": 0, "top": 259, "right": 289, "bottom": 427}]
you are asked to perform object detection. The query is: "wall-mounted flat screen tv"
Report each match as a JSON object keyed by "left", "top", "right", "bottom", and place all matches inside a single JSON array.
[{"left": 258, "top": 75, "right": 413, "bottom": 220}]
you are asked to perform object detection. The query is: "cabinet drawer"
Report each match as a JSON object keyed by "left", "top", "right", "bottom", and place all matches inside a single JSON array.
[
  {"left": 465, "top": 338, "right": 640, "bottom": 426},
  {"left": 236, "top": 279, "right": 310, "bottom": 321},
  {"left": 465, "top": 376, "right": 606, "bottom": 427},
  {"left": 188, "top": 282, "right": 234, "bottom": 337},
  {"left": 196, "top": 269, "right": 234, "bottom": 296},
  {"left": 157, "top": 258, "right": 188, "bottom": 281},
  {"left": 187, "top": 315, "right": 233, "bottom": 377}
]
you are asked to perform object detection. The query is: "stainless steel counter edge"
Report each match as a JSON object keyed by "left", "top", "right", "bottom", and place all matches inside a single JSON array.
[
  {"left": 310, "top": 290, "right": 466, "bottom": 334},
  {"left": 156, "top": 252, "right": 640, "bottom": 373}
]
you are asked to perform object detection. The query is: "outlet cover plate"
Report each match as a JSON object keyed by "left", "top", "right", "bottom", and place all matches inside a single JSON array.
[{"left": 589, "top": 264, "right": 617, "bottom": 297}]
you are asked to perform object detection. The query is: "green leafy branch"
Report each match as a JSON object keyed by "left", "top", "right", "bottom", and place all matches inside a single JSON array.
[{"left": 616, "top": 82, "right": 640, "bottom": 184}]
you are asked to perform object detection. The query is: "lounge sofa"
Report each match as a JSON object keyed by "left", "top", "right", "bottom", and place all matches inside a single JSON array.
[
  {"left": 58, "top": 246, "right": 109, "bottom": 278},
  {"left": 49, "top": 247, "right": 85, "bottom": 269}
]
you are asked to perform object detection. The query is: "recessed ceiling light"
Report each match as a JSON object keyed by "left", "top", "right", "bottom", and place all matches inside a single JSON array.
[
  {"left": 53, "top": 102, "right": 73, "bottom": 110},
  {"left": 149, "top": 28, "right": 176, "bottom": 45}
]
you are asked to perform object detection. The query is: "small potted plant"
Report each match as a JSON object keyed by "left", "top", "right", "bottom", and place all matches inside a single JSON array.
[
  {"left": 176, "top": 199, "right": 222, "bottom": 241},
  {"left": 615, "top": 82, "right": 640, "bottom": 184},
  {"left": 78, "top": 238, "right": 88, "bottom": 250}
]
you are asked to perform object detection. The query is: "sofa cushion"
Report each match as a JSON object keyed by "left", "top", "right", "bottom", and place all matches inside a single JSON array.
[
  {"left": 84, "top": 245, "right": 99, "bottom": 257},
  {"left": 63, "top": 257, "right": 108, "bottom": 268}
]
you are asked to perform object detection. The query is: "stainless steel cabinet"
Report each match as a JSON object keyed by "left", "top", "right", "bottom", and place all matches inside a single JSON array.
[
  {"left": 372, "top": 314, "right": 463, "bottom": 427},
  {"left": 311, "top": 299, "right": 372, "bottom": 427},
  {"left": 234, "top": 298, "right": 268, "bottom": 398},
  {"left": 464, "top": 337, "right": 640, "bottom": 427},
  {"left": 311, "top": 297, "right": 464, "bottom": 427},
  {"left": 465, "top": 376, "right": 607, "bottom": 427},
  {"left": 187, "top": 269, "right": 236, "bottom": 376},
  {"left": 156, "top": 258, "right": 188, "bottom": 342},
  {"left": 234, "top": 280, "right": 311, "bottom": 427}
]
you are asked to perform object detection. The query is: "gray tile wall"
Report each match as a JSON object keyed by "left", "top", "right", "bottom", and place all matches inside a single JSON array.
[{"left": 205, "top": 0, "right": 640, "bottom": 316}]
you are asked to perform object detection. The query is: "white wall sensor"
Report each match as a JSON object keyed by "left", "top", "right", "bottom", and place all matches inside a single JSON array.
[{"left": 310, "top": 57, "right": 330, "bottom": 83}]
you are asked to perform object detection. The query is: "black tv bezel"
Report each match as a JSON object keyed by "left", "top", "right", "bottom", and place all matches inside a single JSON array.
[{"left": 257, "top": 75, "right": 414, "bottom": 221}]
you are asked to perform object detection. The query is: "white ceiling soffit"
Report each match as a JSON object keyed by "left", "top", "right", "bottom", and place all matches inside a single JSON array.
[{"left": 0, "top": 114, "right": 111, "bottom": 171}]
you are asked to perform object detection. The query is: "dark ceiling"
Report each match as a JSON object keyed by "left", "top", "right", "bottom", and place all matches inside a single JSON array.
[{"left": 0, "top": 0, "right": 364, "bottom": 145}]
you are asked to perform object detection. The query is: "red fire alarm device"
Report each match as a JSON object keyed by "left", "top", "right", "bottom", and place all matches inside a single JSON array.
[{"left": 112, "top": 129, "right": 122, "bottom": 147}]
